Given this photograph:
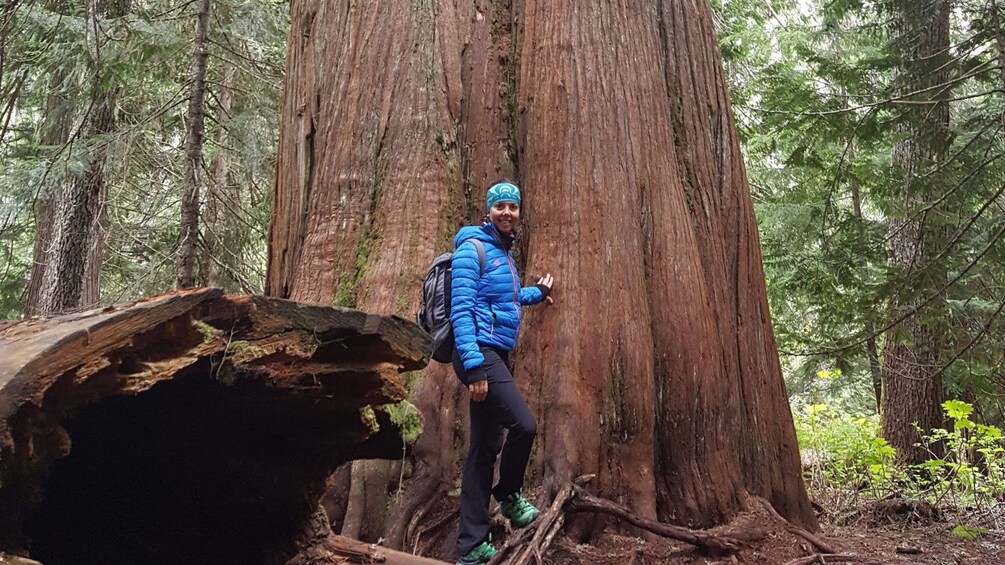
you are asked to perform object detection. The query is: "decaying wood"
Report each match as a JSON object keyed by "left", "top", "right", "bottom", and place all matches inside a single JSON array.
[
  {"left": 0, "top": 288, "right": 429, "bottom": 563},
  {"left": 756, "top": 497, "right": 837, "bottom": 554},
  {"left": 288, "top": 534, "right": 449, "bottom": 565}
]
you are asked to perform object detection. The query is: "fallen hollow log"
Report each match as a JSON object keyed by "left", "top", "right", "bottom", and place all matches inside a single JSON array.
[{"left": 0, "top": 288, "right": 430, "bottom": 565}]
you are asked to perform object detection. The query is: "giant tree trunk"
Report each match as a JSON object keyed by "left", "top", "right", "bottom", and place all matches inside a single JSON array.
[
  {"left": 879, "top": 0, "right": 951, "bottom": 465},
  {"left": 268, "top": 0, "right": 817, "bottom": 542}
]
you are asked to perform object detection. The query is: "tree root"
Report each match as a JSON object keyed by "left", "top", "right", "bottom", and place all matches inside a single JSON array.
[
  {"left": 755, "top": 497, "right": 836, "bottom": 554},
  {"left": 567, "top": 488, "right": 744, "bottom": 555},
  {"left": 487, "top": 484, "right": 747, "bottom": 564}
]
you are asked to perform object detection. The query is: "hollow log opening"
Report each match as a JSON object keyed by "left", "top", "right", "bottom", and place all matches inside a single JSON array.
[{"left": 0, "top": 290, "right": 429, "bottom": 565}]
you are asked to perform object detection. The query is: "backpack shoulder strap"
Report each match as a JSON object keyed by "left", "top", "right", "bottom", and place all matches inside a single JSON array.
[{"left": 470, "top": 239, "right": 486, "bottom": 276}]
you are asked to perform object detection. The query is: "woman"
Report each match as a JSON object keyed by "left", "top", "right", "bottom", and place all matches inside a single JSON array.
[{"left": 449, "top": 181, "right": 554, "bottom": 565}]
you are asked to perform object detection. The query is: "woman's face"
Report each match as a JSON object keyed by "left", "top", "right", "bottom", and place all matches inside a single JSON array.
[{"left": 489, "top": 201, "right": 520, "bottom": 234}]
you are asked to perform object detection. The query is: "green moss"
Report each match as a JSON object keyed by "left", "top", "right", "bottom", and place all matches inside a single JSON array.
[
  {"left": 191, "top": 319, "right": 219, "bottom": 344},
  {"left": 359, "top": 406, "right": 380, "bottom": 435},
  {"left": 332, "top": 217, "right": 381, "bottom": 308},
  {"left": 333, "top": 273, "right": 355, "bottom": 307},
  {"left": 224, "top": 339, "right": 257, "bottom": 361},
  {"left": 382, "top": 401, "right": 424, "bottom": 445},
  {"left": 396, "top": 291, "right": 411, "bottom": 318}
]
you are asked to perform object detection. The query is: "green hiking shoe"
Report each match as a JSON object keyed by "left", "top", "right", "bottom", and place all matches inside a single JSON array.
[
  {"left": 456, "top": 539, "right": 497, "bottom": 564},
  {"left": 499, "top": 491, "right": 540, "bottom": 528}
]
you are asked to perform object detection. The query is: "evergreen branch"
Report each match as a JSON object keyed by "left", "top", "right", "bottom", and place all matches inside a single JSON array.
[{"left": 783, "top": 208, "right": 1005, "bottom": 358}]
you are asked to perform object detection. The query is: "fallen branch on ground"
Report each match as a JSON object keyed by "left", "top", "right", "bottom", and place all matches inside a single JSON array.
[{"left": 783, "top": 553, "right": 881, "bottom": 565}]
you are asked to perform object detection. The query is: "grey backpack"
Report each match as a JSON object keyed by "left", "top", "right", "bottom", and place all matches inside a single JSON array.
[{"left": 416, "top": 240, "right": 486, "bottom": 363}]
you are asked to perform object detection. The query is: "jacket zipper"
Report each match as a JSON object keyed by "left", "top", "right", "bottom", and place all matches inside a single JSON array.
[
  {"left": 504, "top": 252, "right": 520, "bottom": 319},
  {"left": 489, "top": 228, "right": 522, "bottom": 323}
]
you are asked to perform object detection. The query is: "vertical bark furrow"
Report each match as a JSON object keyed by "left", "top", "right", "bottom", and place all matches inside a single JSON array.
[{"left": 517, "top": 0, "right": 667, "bottom": 521}]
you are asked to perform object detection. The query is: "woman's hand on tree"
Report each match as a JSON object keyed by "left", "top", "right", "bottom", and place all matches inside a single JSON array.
[
  {"left": 537, "top": 273, "right": 555, "bottom": 304},
  {"left": 469, "top": 379, "right": 488, "bottom": 402}
]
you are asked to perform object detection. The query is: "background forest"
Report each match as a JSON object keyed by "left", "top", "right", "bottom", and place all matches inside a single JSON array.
[{"left": 2, "top": 0, "right": 1005, "bottom": 548}]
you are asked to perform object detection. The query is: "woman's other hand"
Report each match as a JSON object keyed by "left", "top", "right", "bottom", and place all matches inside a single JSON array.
[{"left": 469, "top": 379, "right": 489, "bottom": 402}]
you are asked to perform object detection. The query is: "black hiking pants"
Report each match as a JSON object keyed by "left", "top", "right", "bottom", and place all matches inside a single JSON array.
[{"left": 452, "top": 346, "right": 537, "bottom": 557}]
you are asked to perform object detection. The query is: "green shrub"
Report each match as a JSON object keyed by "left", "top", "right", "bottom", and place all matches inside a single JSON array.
[
  {"left": 794, "top": 400, "right": 1005, "bottom": 514},
  {"left": 793, "top": 403, "right": 897, "bottom": 497}
]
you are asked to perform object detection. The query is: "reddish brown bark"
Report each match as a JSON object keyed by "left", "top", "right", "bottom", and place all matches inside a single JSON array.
[{"left": 268, "top": 0, "right": 816, "bottom": 540}]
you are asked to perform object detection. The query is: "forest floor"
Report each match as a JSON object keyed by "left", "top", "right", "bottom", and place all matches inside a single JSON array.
[
  {"left": 543, "top": 497, "right": 1004, "bottom": 565},
  {"left": 417, "top": 489, "right": 1004, "bottom": 564}
]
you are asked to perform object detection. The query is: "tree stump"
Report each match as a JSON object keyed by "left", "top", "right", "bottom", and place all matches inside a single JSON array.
[{"left": 0, "top": 288, "right": 429, "bottom": 565}]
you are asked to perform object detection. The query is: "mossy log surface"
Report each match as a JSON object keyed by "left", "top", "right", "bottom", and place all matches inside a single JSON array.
[{"left": 0, "top": 288, "right": 429, "bottom": 565}]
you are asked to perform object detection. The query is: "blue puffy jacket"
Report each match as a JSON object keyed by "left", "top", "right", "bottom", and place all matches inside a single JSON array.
[{"left": 450, "top": 222, "right": 546, "bottom": 372}]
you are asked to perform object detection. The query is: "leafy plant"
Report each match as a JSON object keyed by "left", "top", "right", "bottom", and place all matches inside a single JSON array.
[{"left": 793, "top": 403, "right": 898, "bottom": 497}]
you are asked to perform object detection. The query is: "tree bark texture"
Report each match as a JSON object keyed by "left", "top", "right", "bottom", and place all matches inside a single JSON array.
[
  {"left": 268, "top": 0, "right": 816, "bottom": 535},
  {"left": 177, "top": 0, "right": 211, "bottom": 289},
  {"left": 880, "top": 0, "right": 951, "bottom": 465},
  {"left": 23, "top": 43, "right": 70, "bottom": 316},
  {"left": 37, "top": 86, "right": 116, "bottom": 316},
  {"left": 0, "top": 289, "right": 429, "bottom": 562},
  {"left": 34, "top": 0, "right": 127, "bottom": 316}
]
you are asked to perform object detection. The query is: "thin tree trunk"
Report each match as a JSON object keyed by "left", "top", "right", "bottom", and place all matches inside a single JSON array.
[
  {"left": 205, "top": 65, "right": 243, "bottom": 291},
  {"left": 879, "top": 0, "right": 951, "bottom": 465},
  {"left": 177, "top": 0, "right": 211, "bottom": 289},
  {"left": 23, "top": 198, "right": 54, "bottom": 316},
  {"left": 867, "top": 334, "right": 882, "bottom": 410},
  {"left": 850, "top": 144, "right": 882, "bottom": 410}
]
